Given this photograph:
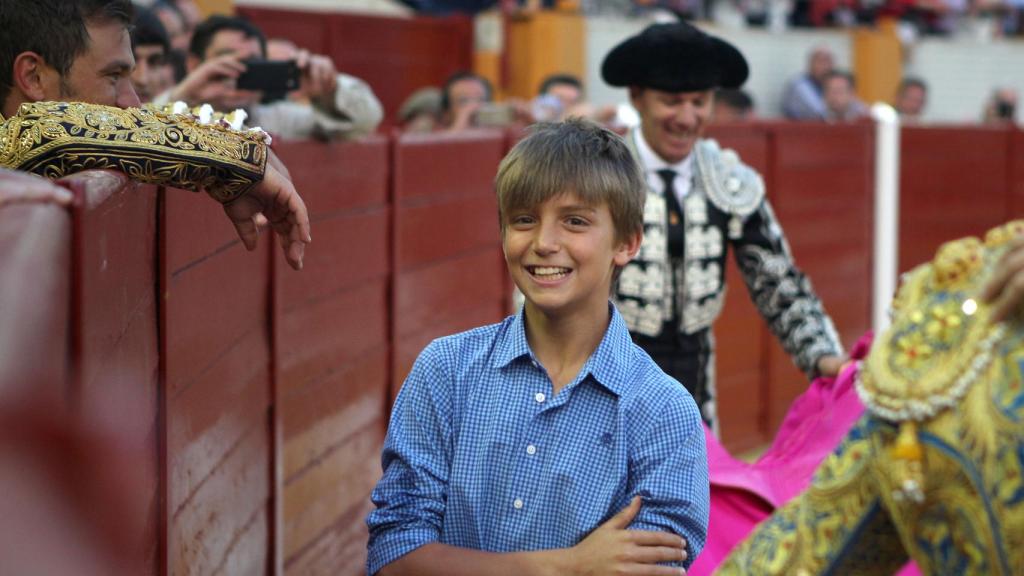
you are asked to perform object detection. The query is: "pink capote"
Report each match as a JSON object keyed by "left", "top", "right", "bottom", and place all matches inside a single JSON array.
[{"left": 690, "top": 334, "right": 921, "bottom": 575}]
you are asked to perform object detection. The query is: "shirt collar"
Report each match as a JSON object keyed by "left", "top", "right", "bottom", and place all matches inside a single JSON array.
[
  {"left": 493, "top": 303, "right": 633, "bottom": 397},
  {"left": 633, "top": 126, "right": 694, "bottom": 178}
]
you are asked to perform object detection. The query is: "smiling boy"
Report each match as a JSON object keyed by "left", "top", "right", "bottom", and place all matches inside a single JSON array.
[{"left": 366, "top": 119, "right": 709, "bottom": 576}]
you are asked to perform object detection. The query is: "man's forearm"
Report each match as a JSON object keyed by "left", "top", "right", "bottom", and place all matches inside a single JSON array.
[
  {"left": 378, "top": 543, "right": 567, "bottom": 576},
  {"left": 1, "top": 101, "right": 267, "bottom": 203}
]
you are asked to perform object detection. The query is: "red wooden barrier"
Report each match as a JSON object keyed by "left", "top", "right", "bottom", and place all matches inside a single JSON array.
[
  {"left": 0, "top": 198, "right": 69, "bottom": 398},
  {"left": 391, "top": 131, "right": 508, "bottom": 397},
  {"left": 272, "top": 138, "right": 391, "bottom": 576},
  {"left": 1013, "top": 130, "right": 1024, "bottom": 219},
  {"left": 762, "top": 123, "right": 874, "bottom": 433},
  {"left": 161, "top": 189, "right": 273, "bottom": 575},
  {"left": 900, "top": 126, "right": 1014, "bottom": 271},
  {"left": 237, "top": 8, "right": 473, "bottom": 124},
  {"left": 67, "top": 172, "right": 161, "bottom": 575}
]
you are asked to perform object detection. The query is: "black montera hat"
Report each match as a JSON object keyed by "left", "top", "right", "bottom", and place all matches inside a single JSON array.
[{"left": 601, "top": 22, "right": 749, "bottom": 92}]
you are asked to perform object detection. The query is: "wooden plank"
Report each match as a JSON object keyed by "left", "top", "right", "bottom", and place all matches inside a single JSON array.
[
  {"left": 281, "top": 347, "right": 388, "bottom": 479},
  {"left": 394, "top": 248, "right": 505, "bottom": 340},
  {"left": 234, "top": 7, "right": 331, "bottom": 55},
  {"left": 766, "top": 124, "right": 874, "bottom": 432},
  {"left": 273, "top": 138, "right": 390, "bottom": 215},
  {"left": 283, "top": 499, "right": 376, "bottom": 576},
  {"left": 900, "top": 126, "right": 1012, "bottom": 271},
  {"left": 1012, "top": 130, "right": 1024, "bottom": 219},
  {"left": 170, "top": 425, "right": 271, "bottom": 575},
  {"left": 278, "top": 280, "right": 389, "bottom": 395},
  {"left": 392, "top": 301, "right": 507, "bottom": 396},
  {"left": 0, "top": 202, "right": 69, "bottom": 398},
  {"left": 161, "top": 190, "right": 273, "bottom": 576},
  {"left": 282, "top": 423, "right": 384, "bottom": 562},
  {"left": 396, "top": 194, "right": 499, "bottom": 270},
  {"left": 393, "top": 131, "right": 505, "bottom": 203},
  {"left": 712, "top": 260, "right": 768, "bottom": 453},
  {"left": 168, "top": 328, "right": 270, "bottom": 510},
  {"left": 69, "top": 174, "right": 160, "bottom": 576},
  {"left": 277, "top": 208, "right": 389, "bottom": 309}
]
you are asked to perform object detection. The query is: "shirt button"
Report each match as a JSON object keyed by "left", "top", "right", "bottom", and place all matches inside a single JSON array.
[
  {"left": 526, "top": 444, "right": 537, "bottom": 455},
  {"left": 513, "top": 498, "right": 524, "bottom": 510},
  {"left": 535, "top": 392, "right": 546, "bottom": 403}
]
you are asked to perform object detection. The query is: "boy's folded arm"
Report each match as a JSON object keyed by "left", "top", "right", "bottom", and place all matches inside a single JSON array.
[
  {"left": 366, "top": 342, "right": 459, "bottom": 574},
  {"left": 627, "top": 393, "right": 711, "bottom": 567},
  {"left": 376, "top": 543, "right": 565, "bottom": 576}
]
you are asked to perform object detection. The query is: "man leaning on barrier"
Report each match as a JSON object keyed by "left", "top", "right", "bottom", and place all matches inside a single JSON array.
[{"left": 0, "top": 0, "right": 310, "bottom": 270}]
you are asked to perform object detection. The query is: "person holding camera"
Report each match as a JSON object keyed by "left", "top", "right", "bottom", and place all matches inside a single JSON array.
[{"left": 158, "top": 15, "right": 382, "bottom": 140}]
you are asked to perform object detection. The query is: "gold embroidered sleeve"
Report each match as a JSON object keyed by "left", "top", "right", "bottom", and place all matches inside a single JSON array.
[{"left": 0, "top": 101, "right": 267, "bottom": 203}]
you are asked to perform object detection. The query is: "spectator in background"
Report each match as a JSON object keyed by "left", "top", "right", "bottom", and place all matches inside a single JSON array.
[
  {"left": 712, "top": 88, "right": 754, "bottom": 122},
  {"left": 152, "top": 1, "right": 192, "bottom": 81},
  {"left": 160, "top": 15, "right": 382, "bottom": 140},
  {"left": 983, "top": 87, "right": 1018, "bottom": 125},
  {"left": 781, "top": 45, "right": 835, "bottom": 120},
  {"left": 533, "top": 73, "right": 618, "bottom": 124},
  {"left": 893, "top": 76, "right": 928, "bottom": 121},
  {"left": 397, "top": 87, "right": 443, "bottom": 132},
  {"left": 440, "top": 70, "right": 493, "bottom": 131},
  {"left": 822, "top": 70, "right": 868, "bottom": 122},
  {"left": 129, "top": 5, "right": 175, "bottom": 103}
]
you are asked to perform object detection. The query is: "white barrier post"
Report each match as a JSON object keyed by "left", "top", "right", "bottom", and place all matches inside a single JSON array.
[{"left": 871, "top": 103, "right": 900, "bottom": 333}]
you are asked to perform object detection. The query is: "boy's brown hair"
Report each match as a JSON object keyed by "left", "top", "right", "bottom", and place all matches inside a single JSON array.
[{"left": 495, "top": 118, "right": 645, "bottom": 244}]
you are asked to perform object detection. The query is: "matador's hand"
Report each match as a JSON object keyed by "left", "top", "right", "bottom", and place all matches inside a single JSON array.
[{"left": 222, "top": 160, "right": 311, "bottom": 270}]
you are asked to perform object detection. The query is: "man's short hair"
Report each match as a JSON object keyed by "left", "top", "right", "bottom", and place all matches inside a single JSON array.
[
  {"left": 898, "top": 76, "right": 927, "bottom": 94},
  {"left": 0, "top": 0, "right": 133, "bottom": 105},
  {"left": 188, "top": 15, "right": 267, "bottom": 60},
  {"left": 495, "top": 118, "right": 644, "bottom": 244},
  {"left": 714, "top": 88, "right": 754, "bottom": 113},
  {"left": 538, "top": 73, "right": 582, "bottom": 96},
  {"left": 824, "top": 70, "right": 856, "bottom": 88},
  {"left": 440, "top": 71, "right": 492, "bottom": 113},
  {"left": 132, "top": 5, "right": 171, "bottom": 56}
]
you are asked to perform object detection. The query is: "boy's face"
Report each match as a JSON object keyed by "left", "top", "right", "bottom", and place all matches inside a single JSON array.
[{"left": 503, "top": 192, "right": 640, "bottom": 318}]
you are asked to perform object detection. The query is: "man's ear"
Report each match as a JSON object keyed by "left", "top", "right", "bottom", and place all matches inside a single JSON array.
[
  {"left": 186, "top": 53, "right": 201, "bottom": 73},
  {"left": 11, "top": 52, "right": 50, "bottom": 103}
]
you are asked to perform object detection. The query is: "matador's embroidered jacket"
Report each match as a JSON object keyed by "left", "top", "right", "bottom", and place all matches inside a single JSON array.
[
  {"left": 613, "top": 129, "right": 841, "bottom": 427},
  {"left": 718, "top": 222, "right": 1024, "bottom": 576},
  {"left": 0, "top": 101, "right": 267, "bottom": 203}
]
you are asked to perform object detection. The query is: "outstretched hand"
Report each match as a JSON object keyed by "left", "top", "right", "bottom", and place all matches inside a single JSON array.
[
  {"left": 981, "top": 236, "right": 1024, "bottom": 323},
  {"left": 564, "top": 496, "right": 688, "bottom": 576},
  {"left": 222, "top": 159, "right": 311, "bottom": 270}
]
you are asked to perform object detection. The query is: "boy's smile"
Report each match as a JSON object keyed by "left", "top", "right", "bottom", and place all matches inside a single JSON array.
[{"left": 504, "top": 192, "right": 640, "bottom": 318}]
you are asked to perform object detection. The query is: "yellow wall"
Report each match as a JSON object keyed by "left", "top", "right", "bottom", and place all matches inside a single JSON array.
[
  {"left": 194, "top": 0, "right": 234, "bottom": 17},
  {"left": 505, "top": 11, "right": 585, "bottom": 100},
  {"left": 853, "top": 18, "right": 902, "bottom": 105}
]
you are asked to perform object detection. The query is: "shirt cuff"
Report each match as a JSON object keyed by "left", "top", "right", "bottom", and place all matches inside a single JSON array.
[{"left": 366, "top": 527, "right": 439, "bottom": 575}]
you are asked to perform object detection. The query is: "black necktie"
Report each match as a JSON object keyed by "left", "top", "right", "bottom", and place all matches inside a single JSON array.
[{"left": 657, "top": 169, "right": 685, "bottom": 260}]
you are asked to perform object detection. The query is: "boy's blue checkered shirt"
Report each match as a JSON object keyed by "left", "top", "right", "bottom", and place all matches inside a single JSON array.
[{"left": 366, "top": 303, "right": 709, "bottom": 574}]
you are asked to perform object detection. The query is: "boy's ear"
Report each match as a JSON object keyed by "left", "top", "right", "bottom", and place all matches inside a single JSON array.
[
  {"left": 613, "top": 231, "right": 643, "bottom": 266},
  {"left": 10, "top": 52, "right": 51, "bottom": 104}
]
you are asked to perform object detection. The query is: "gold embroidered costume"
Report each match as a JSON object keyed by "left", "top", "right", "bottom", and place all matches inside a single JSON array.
[
  {"left": 717, "top": 221, "right": 1024, "bottom": 576},
  {"left": 0, "top": 101, "right": 267, "bottom": 203}
]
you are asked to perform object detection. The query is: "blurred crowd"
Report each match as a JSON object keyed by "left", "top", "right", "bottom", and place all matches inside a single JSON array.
[{"left": 125, "top": 1, "right": 1016, "bottom": 140}]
